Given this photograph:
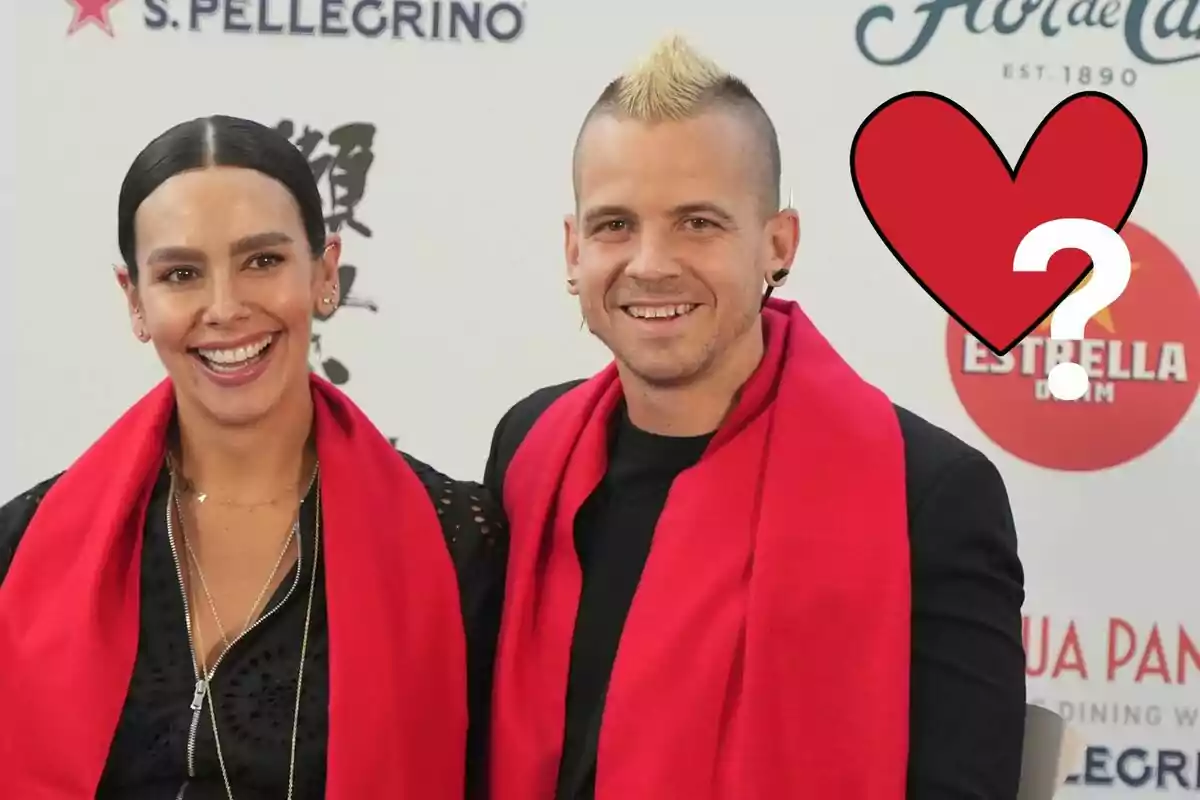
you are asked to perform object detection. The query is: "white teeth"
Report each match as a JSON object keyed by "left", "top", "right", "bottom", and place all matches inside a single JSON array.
[
  {"left": 197, "top": 335, "right": 273, "bottom": 366},
  {"left": 625, "top": 304, "right": 695, "bottom": 319}
]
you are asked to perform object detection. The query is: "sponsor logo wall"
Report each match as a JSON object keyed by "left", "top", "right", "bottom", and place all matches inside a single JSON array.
[
  {"left": 947, "top": 222, "right": 1200, "bottom": 472},
  {"left": 68, "top": 0, "right": 525, "bottom": 41},
  {"left": 6, "top": 2, "right": 1197, "bottom": 795},
  {"left": 855, "top": 0, "right": 1200, "bottom": 84},
  {"left": 277, "top": 117, "right": 381, "bottom": 386}
]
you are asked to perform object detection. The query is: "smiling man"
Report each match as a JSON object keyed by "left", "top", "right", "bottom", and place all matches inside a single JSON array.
[{"left": 484, "top": 36, "right": 1027, "bottom": 800}]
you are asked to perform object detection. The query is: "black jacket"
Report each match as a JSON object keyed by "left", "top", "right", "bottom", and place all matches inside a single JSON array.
[{"left": 484, "top": 380, "right": 1027, "bottom": 800}]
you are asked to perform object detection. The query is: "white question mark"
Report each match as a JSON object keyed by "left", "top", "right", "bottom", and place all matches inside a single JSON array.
[{"left": 1013, "top": 218, "right": 1132, "bottom": 401}]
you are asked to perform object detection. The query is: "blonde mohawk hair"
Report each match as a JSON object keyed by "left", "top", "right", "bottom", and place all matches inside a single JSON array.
[
  {"left": 612, "top": 35, "right": 730, "bottom": 122},
  {"left": 574, "top": 34, "right": 783, "bottom": 213}
]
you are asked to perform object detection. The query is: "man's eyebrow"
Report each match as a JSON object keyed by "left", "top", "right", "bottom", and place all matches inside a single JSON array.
[{"left": 582, "top": 205, "right": 636, "bottom": 228}]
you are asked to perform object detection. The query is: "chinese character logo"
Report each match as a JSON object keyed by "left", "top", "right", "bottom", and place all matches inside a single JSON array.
[
  {"left": 66, "top": 0, "right": 123, "bottom": 36},
  {"left": 277, "top": 119, "right": 380, "bottom": 386}
]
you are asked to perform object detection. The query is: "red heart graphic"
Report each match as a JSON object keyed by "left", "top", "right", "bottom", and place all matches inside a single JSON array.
[{"left": 850, "top": 91, "right": 1147, "bottom": 355}]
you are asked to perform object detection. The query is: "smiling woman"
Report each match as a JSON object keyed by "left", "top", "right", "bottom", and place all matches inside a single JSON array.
[
  {"left": 0, "top": 116, "right": 505, "bottom": 800},
  {"left": 112, "top": 116, "right": 337, "bottom": 432}
]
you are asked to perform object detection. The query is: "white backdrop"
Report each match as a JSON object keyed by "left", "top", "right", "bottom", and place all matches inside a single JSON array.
[{"left": 6, "top": 1, "right": 1198, "bottom": 795}]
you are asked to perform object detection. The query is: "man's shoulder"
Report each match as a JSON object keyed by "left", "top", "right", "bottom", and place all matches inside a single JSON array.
[
  {"left": 892, "top": 405, "right": 994, "bottom": 503},
  {"left": 489, "top": 380, "right": 586, "bottom": 459},
  {"left": 495, "top": 380, "right": 587, "bottom": 438},
  {"left": 485, "top": 380, "right": 586, "bottom": 498},
  {"left": 892, "top": 405, "right": 1016, "bottom": 562}
]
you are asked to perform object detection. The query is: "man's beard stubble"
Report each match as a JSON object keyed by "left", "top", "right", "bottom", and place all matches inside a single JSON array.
[{"left": 609, "top": 300, "right": 761, "bottom": 390}]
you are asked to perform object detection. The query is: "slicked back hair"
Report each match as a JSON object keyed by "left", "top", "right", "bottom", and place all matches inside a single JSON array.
[{"left": 118, "top": 116, "right": 326, "bottom": 282}]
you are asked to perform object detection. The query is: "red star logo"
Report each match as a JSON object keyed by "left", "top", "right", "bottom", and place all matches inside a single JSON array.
[{"left": 66, "top": 0, "right": 123, "bottom": 37}]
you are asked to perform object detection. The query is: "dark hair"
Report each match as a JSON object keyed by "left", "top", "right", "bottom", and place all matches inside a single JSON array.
[
  {"left": 575, "top": 77, "right": 782, "bottom": 216},
  {"left": 117, "top": 115, "right": 326, "bottom": 280}
]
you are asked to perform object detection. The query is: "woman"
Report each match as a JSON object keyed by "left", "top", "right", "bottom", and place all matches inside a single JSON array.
[{"left": 0, "top": 116, "right": 504, "bottom": 800}]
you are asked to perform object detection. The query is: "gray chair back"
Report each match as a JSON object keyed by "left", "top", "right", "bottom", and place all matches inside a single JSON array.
[{"left": 1018, "top": 704, "right": 1077, "bottom": 800}]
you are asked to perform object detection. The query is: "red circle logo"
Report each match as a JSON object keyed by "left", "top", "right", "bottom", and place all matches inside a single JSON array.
[{"left": 947, "top": 221, "right": 1200, "bottom": 471}]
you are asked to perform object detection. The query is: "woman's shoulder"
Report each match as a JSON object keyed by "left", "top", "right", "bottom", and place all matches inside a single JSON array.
[
  {"left": 0, "top": 473, "right": 65, "bottom": 585},
  {"left": 398, "top": 451, "right": 506, "bottom": 560},
  {"left": 399, "top": 452, "right": 503, "bottom": 529}
]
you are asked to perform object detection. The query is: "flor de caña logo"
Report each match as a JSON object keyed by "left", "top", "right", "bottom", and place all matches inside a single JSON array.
[{"left": 855, "top": 0, "right": 1200, "bottom": 89}]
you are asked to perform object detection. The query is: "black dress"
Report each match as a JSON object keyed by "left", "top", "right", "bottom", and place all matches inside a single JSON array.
[{"left": 0, "top": 453, "right": 506, "bottom": 800}]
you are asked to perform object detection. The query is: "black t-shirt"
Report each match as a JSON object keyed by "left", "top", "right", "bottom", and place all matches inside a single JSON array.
[{"left": 556, "top": 410, "right": 711, "bottom": 800}]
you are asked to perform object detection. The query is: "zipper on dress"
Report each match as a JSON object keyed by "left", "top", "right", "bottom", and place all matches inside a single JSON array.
[{"left": 165, "top": 489, "right": 305, "bottom": 780}]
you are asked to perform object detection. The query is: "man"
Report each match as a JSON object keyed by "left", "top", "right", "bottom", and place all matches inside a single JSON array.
[{"left": 484, "top": 36, "right": 1026, "bottom": 800}]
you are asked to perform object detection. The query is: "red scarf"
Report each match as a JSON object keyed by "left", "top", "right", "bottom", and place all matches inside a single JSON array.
[
  {"left": 0, "top": 375, "right": 466, "bottom": 799},
  {"left": 491, "top": 299, "right": 911, "bottom": 799}
]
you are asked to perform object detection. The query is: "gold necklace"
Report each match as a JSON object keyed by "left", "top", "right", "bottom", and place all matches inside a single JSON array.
[
  {"left": 168, "top": 452, "right": 314, "bottom": 508},
  {"left": 166, "top": 468, "right": 320, "bottom": 800},
  {"left": 184, "top": 517, "right": 297, "bottom": 666},
  {"left": 180, "top": 464, "right": 317, "bottom": 663}
]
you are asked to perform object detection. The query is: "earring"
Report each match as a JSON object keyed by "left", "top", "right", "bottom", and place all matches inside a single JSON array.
[{"left": 324, "top": 296, "right": 337, "bottom": 308}]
